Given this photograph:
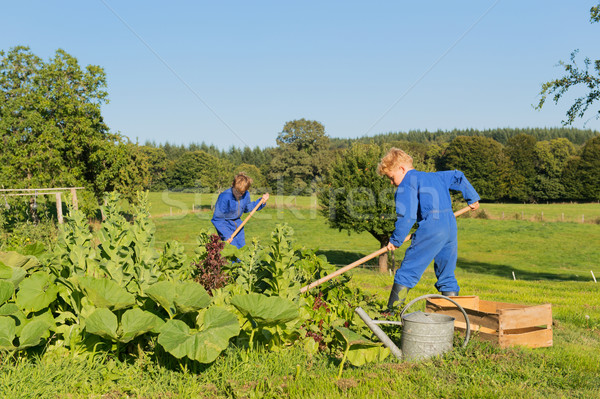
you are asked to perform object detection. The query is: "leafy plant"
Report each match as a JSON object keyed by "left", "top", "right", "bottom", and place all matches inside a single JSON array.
[
  {"left": 334, "top": 327, "right": 390, "bottom": 379},
  {"left": 193, "top": 234, "right": 229, "bottom": 295}
]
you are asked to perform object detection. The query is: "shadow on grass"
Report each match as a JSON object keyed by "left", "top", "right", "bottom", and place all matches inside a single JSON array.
[
  {"left": 457, "top": 258, "right": 590, "bottom": 282},
  {"left": 316, "top": 250, "right": 367, "bottom": 266}
]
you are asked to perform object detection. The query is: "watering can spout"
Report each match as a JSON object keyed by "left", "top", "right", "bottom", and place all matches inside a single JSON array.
[{"left": 355, "top": 307, "right": 404, "bottom": 360}]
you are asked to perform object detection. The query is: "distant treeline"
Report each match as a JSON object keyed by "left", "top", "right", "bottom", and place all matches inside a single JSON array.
[
  {"left": 329, "top": 127, "right": 599, "bottom": 147},
  {"left": 140, "top": 126, "right": 600, "bottom": 203}
]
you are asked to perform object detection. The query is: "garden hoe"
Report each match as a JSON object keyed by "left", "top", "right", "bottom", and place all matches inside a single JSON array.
[
  {"left": 299, "top": 205, "right": 476, "bottom": 293},
  {"left": 226, "top": 197, "right": 266, "bottom": 244}
]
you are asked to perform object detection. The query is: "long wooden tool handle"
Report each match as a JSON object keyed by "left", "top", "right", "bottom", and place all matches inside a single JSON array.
[
  {"left": 299, "top": 204, "right": 475, "bottom": 293},
  {"left": 226, "top": 198, "right": 265, "bottom": 243},
  {"left": 300, "top": 247, "right": 388, "bottom": 293}
]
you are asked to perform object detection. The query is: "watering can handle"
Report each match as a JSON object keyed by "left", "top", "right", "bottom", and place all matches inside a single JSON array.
[{"left": 399, "top": 294, "right": 471, "bottom": 349}]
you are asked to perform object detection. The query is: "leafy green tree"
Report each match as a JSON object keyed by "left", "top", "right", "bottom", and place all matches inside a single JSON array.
[
  {"left": 533, "top": 138, "right": 576, "bottom": 201},
  {"left": 269, "top": 119, "right": 331, "bottom": 193},
  {"left": 576, "top": 136, "right": 600, "bottom": 200},
  {"left": 318, "top": 143, "right": 396, "bottom": 273},
  {"left": 139, "top": 146, "right": 169, "bottom": 191},
  {"left": 0, "top": 46, "right": 148, "bottom": 214},
  {"left": 439, "top": 136, "right": 508, "bottom": 201},
  {"left": 536, "top": 3, "right": 600, "bottom": 125},
  {"left": 504, "top": 134, "right": 537, "bottom": 202},
  {"left": 167, "top": 150, "right": 232, "bottom": 192}
]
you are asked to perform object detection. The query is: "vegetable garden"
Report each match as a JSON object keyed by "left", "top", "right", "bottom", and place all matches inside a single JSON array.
[{"left": 0, "top": 192, "right": 388, "bottom": 373}]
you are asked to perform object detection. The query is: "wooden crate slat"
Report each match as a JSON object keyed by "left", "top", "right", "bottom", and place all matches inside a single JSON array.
[
  {"left": 498, "top": 304, "right": 552, "bottom": 330},
  {"left": 498, "top": 328, "right": 553, "bottom": 349},
  {"left": 425, "top": 305, "right": 500, "bottom": 331}
]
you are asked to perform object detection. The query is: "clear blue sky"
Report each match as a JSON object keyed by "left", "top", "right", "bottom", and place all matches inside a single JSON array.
[{"left": 2, "top": 1, "right": 599, "bottom": 149}]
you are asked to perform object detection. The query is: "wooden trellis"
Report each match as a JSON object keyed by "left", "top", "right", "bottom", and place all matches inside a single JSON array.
[{"left": 0, "top": 187, "right": 84, "bottom": 224}]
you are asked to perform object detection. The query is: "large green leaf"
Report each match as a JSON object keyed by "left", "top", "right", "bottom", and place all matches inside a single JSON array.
[
  {"left": 158, "top": 306, "right": 239, "bottom": 363},
  {"left": 0, "top": 316, "right": 16, "bottom": 349},
  {"left": 346, "top": 345, "right": 390, "bottom": 366},
  {"left": 120, "top": 308, "right": 164, "bottom": 343},
  {"left": 145, "top": 281, "right": 211, "bottom": 318},
  {"left": 18, "top": 317, "right": 53, "bottom": 349},
  {"left": 0, "top": 303, "right": 19, "bottom": 316},
  {"left": 0, "top": 251, "right": 39, "bottom": 270},
  {"left": 85, "top": 308, "right": 118, "bottom": 340},
  {"left": 15, "top": 272, "right": 59, "bottom": 313},
  {"left": 0, "top": 262, "right": 27, "bottom": 287},
  {"left": 0, "top": 280, "right": 14, "bottom": 304},
  {"left": 77, "top": 276, "right": 135, "bottom": 310},
  {"left": 334, "top": 327, "right": 389, "bottom": 366},
  {"left": 230, "top": 293, "right": 299, "bottom": 327}
]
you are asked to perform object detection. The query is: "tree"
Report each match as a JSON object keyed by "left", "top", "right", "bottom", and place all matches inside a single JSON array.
[
  {"left": 0, "top": 46, "right": 148, "bottom": 214},
  {"left": 576, "top": 136, "right": 600, "bottom": 200},
  {"left": 536, "top": 3, "right": 600, "bottom": 125},
  {"left": 504, "top": 134, "right": 537, "bottom": 202},
  {"left": 318, "top": 143, "right": 397, "bottom": 273},
  {"left": 269, "top": 119, "right": 331, "bottom": 193},
  {"left": 139, "top": 146, "right": 169, "bottom": 191},
  {"left": 439, "top": 136, "right": 508, "bottom": 201},
  {"left": 533, "top": 138, "right": 576, "bottom": 201},
  {"left": 167, "top": 150, "right": 232, "bottom": 192}
]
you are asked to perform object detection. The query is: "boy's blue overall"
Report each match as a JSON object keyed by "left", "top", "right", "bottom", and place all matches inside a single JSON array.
[
  {"left": 389, "top": 170, "right": 480, "bottom": 293},
  {"left": 211, "top": 188, "right": 265, "bottom": 249}
]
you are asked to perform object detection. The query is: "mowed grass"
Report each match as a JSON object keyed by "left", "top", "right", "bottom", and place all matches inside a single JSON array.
[{"left": 2, "top": 192, "right": 599, "bottom": 398}]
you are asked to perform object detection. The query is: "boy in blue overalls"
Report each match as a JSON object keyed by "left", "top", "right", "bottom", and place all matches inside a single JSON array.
[
  {"left": 211, "top": 173, "right": 269, "bottom": 249},
  {"left": 377, "top": 148, "right": 480, "bottom": 313}
]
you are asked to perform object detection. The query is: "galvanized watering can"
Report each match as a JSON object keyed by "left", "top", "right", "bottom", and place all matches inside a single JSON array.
[{"left": 356, "top": 294, "right": 471, "bottom": 361}]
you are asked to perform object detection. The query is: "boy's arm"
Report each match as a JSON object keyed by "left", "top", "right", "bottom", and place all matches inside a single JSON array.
[
  {"left": 389, "top": 184, "right": 418, "bottom": 247},
  {"left": 439, "top": 170, "right": 481, "bottom": 204},
  {"left": 243, "top": 193, "right": 268, "bottom": 213}
]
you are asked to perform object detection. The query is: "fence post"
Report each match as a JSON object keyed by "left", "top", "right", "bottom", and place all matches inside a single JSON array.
[
  {"left": 70, "top": 188, "right": 78, "bottom": 210},
  {"left": 55, "top": 192, "right": 63, "bottom": 224}
]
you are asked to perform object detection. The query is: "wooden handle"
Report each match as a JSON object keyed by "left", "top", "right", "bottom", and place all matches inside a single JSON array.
[
  {"left": 226, "top": 198, "right": 265, "bottom": 243},
  {"left": 299, "top": 204, "right": 476, "bottom": 293},
  {"left": 300, "top": 247, "right": 388, "bottom": 293}
]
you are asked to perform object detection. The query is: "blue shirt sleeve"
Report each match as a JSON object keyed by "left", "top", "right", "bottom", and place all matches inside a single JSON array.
[
  {"left": 438, "top": 170, "right": 481, "bottom": 204},
  {"left": 243, "top": 195, "right": 266, "bottom": 213},
  {"left": 389, "top": 181, "right": 418, "bottom": 247}
]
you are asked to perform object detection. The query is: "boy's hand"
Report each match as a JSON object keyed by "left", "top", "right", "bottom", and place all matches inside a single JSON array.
[
  {"left": 469, "top": 201, "right": 479, "bottom": 210},
  {"left": 262, "top": 193, "right": 270, "bottom": 203},
  {"left": 386, "top": 242, "right": 397, "bottom": 251}
]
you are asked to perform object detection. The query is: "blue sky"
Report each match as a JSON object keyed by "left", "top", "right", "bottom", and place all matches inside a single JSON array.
[{"left": 2, "top": 1, "right": 599, "bottom": 149}]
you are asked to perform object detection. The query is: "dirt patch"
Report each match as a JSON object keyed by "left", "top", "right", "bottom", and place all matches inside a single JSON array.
[{"left": 336, "top": 378, "right": 358, "bottom": 391}]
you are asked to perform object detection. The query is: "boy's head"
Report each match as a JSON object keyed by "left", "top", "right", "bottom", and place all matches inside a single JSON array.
[
  {"left": 377, "top": 148, "right": 414, "bottom": 186},
  {"left": 232, "top": 173, "right": 253, "bottom": 195}
]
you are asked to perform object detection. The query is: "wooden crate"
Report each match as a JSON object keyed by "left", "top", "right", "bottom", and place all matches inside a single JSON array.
[{"left": 425, "top": 296, "right": 552, "bottom": 349}]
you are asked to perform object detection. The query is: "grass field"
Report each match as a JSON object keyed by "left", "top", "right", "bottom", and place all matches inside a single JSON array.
[{"left": 1, "top": 192, "right": 599, "bottom": 398}]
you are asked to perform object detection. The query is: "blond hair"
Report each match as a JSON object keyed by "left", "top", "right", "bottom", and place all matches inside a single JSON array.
[
  {"left": 377, "top": 148, "right": 413, "bottom": 175},
  {"left": 232, "top": 173, "right": 253, "bottom": 193}
]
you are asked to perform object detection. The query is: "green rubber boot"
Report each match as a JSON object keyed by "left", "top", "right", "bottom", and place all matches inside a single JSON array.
[{"left": 385, "top": 283, "right": 410, "bottom": 316}]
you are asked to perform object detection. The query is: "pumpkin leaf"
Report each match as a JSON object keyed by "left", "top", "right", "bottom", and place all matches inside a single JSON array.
[
  {"left": 15, "top": 272, "right": 59, "bottom": 313},
  {"left": 230, "top": 293, "right": 299, "bottom": 327},
  {"left": 0, "top": 280, "right": 14, "bottom": 305},
  {"left": 158, "top": 306, "right": 239, "bottom": 363},
  {"left": 77, "top": 276, "right": 135, "bottom": 310},
  {"left": 18, "top": 317, "right": 53, "bottom": 349},
  {"left": 120, "top": 308, "right": 164, "bottom": 343},
  {"left": 0, "top": 316, "right": 16, "bottom": 349},
  {"left": 145, "top": 281, "right": 211, "bottom": 318},
  {"left": 85, "top": 307, "right": 118, "bottom": 340}
]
